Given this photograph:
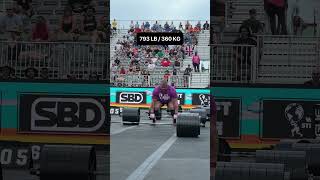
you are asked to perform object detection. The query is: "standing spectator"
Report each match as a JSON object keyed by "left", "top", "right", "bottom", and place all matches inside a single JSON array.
[
  {"left": 40, "top": 68, "right": 49, "bottom": 79},
  {"left": 265, "top": 0, "right": 288, "bottom": 35},
  {"left": 192, "top": 52, "right": 201, "bottom": 72},
  {"left": 183, "top": 64, "right": 193, "bottom": 87},
  {"left": 82, "top": 6, "right": 98, "bottom": 43},
  {"left": 114, "top": 58, "right": 120, "bottom": 66},
  {"left": 0, "top": 6, "right": 23, "bottom": 35},
  {"left": 179, "top": 22, "right": 184, "bottom": 31},
  {"left": 111, "top": 19, "right": 117, "bottom": 33},
  {"left": 58, "top": 7, "right": 75, "bottom": 40},
  {"left": 233, "top": 26, "right": 257, "bottom": 80},
  {"left": 173, "top": 68, "right": 177, "bottom": 75},
  {"left": 304, "top": 69, "right": 320, "bottom": 87},
  {"left": 32, "top": 16, "right": 49, "bottom": 41},
  {"left": 242, "top": 9, "right": 264, "bottom": 34},
  {"left": 14, "top": 0, "right": 33, "bottom": 17},
  {"left": 203, "top": 21, "right": 209, "bottom": 30}
]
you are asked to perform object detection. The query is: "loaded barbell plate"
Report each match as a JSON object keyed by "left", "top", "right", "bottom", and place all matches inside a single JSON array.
[
  {"left": 176, "top": 113, "right": 200, "bottom": 137},
  {"left": 39, "top": 145, "right": 96, "bottom": 180},
  {"left": 189, "top": 108, "right": 207, "bottom": 124},
  {"left": 122, "top": 108, "right": 140, "bottom": 125}
]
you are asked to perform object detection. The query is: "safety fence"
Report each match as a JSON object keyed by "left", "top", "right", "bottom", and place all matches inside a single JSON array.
[
  {"left": 211, "top": 44, "right": 257, "bottom": 83},
  {"left": 0, "top": 41, "right": 108, "bottom": 80},
  {"left": 111, "top": 74, "right": 191, "bottom": 88},
  {"left": 211, "top": 35, "right": 320, "bottom": 84}
]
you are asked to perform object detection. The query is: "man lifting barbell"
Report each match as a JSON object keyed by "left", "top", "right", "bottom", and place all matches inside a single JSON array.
[{"left": 150, "top": 80, "right": 179, "bottom": 124}]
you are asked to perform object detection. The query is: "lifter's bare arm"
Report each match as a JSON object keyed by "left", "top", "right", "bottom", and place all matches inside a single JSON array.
[
  {"left": 172, "top": 98, "right": 179, "bottom": 114},
  {"left": 150, "top": 98, "right": 157, "bottom": 114}
]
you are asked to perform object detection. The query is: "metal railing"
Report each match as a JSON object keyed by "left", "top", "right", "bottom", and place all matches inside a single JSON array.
[
  {"left": 211, "top": 44, "right": 257, "bottom": 83},
  {"left": 256, "top": 35, "right": 320, "bottom": 83},
  {"left": 111, "top": 74, "right": 191, "bottom": 88},
  {"left": 0, "top": 41, "right": 108, "bottom": 80}
]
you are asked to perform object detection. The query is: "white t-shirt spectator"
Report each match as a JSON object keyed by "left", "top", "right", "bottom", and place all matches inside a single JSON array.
[
  {"left": 151, "top": 57, "right": 157, "bottom": 64},
  {"left": 148, "top": 63, "right": 155, "bottom": 71}
]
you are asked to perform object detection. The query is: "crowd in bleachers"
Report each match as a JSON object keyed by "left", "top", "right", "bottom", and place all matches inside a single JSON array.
[
  {"left": 0, "top": 0, "right": 108, "bottom": 80},
  {"left": 111, "top": 20, "right": 209, "bottom": 87}
]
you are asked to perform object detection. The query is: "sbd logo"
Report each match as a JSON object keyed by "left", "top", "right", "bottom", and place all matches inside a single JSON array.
[
  {"left": 119, "top": 92, "right": 145, "bottom": 104},
  {"left": 30, "top": 98, "right": 105, "bottom": 132}
]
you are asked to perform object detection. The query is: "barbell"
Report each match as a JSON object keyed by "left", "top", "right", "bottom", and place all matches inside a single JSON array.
[{"left": 119, "top": 108, "right": 202, "bottom": 137}]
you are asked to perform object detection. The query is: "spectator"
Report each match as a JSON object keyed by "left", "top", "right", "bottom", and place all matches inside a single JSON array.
[
  {"left": 174, "top": 58, "right": 181, "bottom": 67},
  {"left": 97, "top": 16, "right": 108, "bottom": 42},
  {"left": 164, "top": 21, "right": 170, "bottom": 32},
  {"left": 0, "top": 66, "right": 15, "bottom": 80},
  {"left": 233, "top": 25, "right": 257, "bottom": 80},
  {"left": 173, "top": 68, "right": 177, "bottom": 75},
  {"left": 82, "top": 6, "right": 98, "bottom": 43},
  {"left": 58, "top": 7, "right": 75, "bottom": 41},
  {"left": 242, "top": 9, "right": 263, "bottom": 34},
  {"left": 164, "top": 70, "right": 171, "bottom": 81},
  {"left": 147, "top": 62, "right": 155, "bottom": 72},
  {"left": 32, "top": 16, "right": 49, "bottom": 41},
  {"left": 111, "top": 19, "right": 117, "bottom": 32},
  {"left": 25, "top": 67, "right": 38, "bottom": 79},
  {"left": 203, "top": 21, "right": 209, "bottom": 30},
  {"left": 0, "top": 6, "right": 23, "bottom": 35},
  {"left": 129, "top": 20, "right": 134, "bottom": 30},
  {"left": 40, "top": 68, "right": 49, "bottom": 79},
  {"left": 192, "top": 52, "right": 201, "bottom": 72},
  {"left": 119, "top": 67, "right": 126, "bottom": 75},
  {"left": 265, "top": 0, "right": 288, "bottom": 35},
  {"left": 14, "top": 0, "right": 33, "bottom": 17},
  {"left": 145, "top": 21, "right": 150, "bottom": 30},
  {"left": 304, "top": 69, "right": 320, "bottom": 87},
  {"left": 135, "top": 21, "right": 139, "bottom": 29},
  {"left": 179, "top": 22, "right": 184, "bottom": 31},
  {"left": 170, "top": 21, "right": 175, "bottom": 31},
  {"left": 161, "top": 58, "right": 171, "bottom": 67},
  {"left": 114, "top": 58, "right": 120, "bottom": 66},
  {"left": 184, "top": 64, "right": 193, "bottom": 76},
  {"left": 196, "top": 21, "right": 201, "bottom": 30},
  {"left": 89, "top": 73, "right": 99, "bottom": 80}
]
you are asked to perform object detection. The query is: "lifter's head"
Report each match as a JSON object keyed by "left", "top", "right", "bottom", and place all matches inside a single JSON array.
[{"left": 159, "top": 80, "right": 169, "bottom": 93}]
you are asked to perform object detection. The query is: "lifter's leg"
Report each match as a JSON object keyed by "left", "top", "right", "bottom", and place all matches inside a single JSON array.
[
  {"left": 167, "top": 101, "right": 177, "bottom": 124},
  {"left": 153, "top": 101, "right": 162, "bottom": 122}
]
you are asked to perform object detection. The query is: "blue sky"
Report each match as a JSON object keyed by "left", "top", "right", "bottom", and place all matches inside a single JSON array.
[{"left": 110, "top": 0, "right": 209, "bottom": 21}]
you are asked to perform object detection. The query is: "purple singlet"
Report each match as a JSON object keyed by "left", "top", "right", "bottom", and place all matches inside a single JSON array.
[{"left": 152, "top": 86, "right": 177, "bottom": 104}]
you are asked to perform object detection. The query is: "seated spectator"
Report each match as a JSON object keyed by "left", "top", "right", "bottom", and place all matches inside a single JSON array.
[
  {"left": 174, "top": 58, "right": 181, "bottom": 67},
  {"left": 185, "top": 21, "right": 191, "bottom": 30},
  {"left": 178, "top": 22, "right": 184, "bottom": 31},
  {"left": 82, "top": 6, "right": 98, "bottom": 43},
  {"left": 241, "top": 9, "right": 263, "bottom": 34},
  {"left": 164, "top": 70, "right": 171, "bottom": 81},
  {"left": 32, "top": 16, "right": 49, "bottom": 41},
  {"left": 233, "top": 25, "right": 257, "bottom": 80},
  {"left": 141, "top": 22, "right": 145, "bottom": 31},
  {"left": 147, "top": 62, "right": 155, "bottom": 71},
  {"left": 119, "top": 67, "right": 126, "bottom": 74},
  {"left": 161, "top": 58, "right": 171, "bottom": 67},
  {"left": 173, "top": 68, "right": 177, "bottom": 75},
  {"left": 25, "top": 67, "right": 38, "bottom": 79},
  {"left": 145, "top": 21, "right": 150, "bottom": 30},
  {"left": 203, "top": 21, "right": 209, "bottom": 30},
  {"left": 0, "top": 66, "right": 15, "bottom": 80},
  {"left": 0, "top": 6, "right": 23, "bottom": 37},
  {"left": 114, "top": 58, "right": 120, "bottom": 66},
  {"left": 196, "top": 21, "right": 201, "bottom": 30},
  {"left": 135, "top": 21, "right": 140, "bottom": 29},
  {"left": 304, "top": 69, "right": 320, "bottom": 87},
  {"left": 58, "top": 7, "right": 75, "bottom": 41},
  {"left": 164, "top": 21, "right": 170, "bottom": 32},
  {"left": 170, "top": 21, "right": 175, "bottom": 31},
  {"left": 40, "top": 68, "right": 49, "bottom": 79}
]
